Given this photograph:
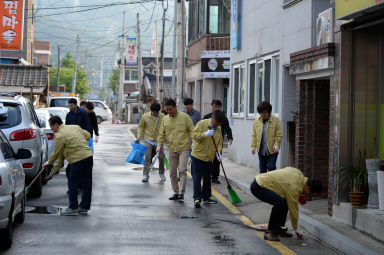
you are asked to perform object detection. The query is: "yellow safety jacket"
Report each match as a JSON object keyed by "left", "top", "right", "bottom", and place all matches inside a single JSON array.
[
  {"left": 191, "top": 119, "right": 222, "bottom": 162},
  {"left": 255, "top": 167, "right": 308, "bottom": 229},
  {"left": 251, "top": 115, "right": 283, "bottom": 154},
  {"left": 157, "top": 111, "right": 194, "bottom": 152},
  {"left": 48, "top": 124, "right": 92, "bottom": 178},
  {"left": 137, "top": 111, "right": 165, "bottom": 141}
]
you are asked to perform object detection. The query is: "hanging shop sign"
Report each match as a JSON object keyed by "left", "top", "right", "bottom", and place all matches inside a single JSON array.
[
  {"left": 201, "top": 50, "right": 230, "bottom": 79},
  {"left": 0, "top": 0, "right": 25, "bottom": 51},
  {"left": 126, "top": 38, "right": 137, "bottom": 65}
]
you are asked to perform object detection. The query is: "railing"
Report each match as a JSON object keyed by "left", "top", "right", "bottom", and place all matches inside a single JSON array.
[{"left": 206, "top": 34, "right": 230, "bottom": 51}]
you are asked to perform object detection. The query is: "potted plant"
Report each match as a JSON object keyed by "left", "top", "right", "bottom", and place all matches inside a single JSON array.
[{"left": 334, "top": 151, "right": 368, "bottom": 206}]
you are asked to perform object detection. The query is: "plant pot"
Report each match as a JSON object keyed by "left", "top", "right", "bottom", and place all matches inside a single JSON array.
[
  {"left": 366, "top": 159, "right": 380, "bottom": 208},
  {"left": 349, "top": 192, "right": 365, "bottom": 206},
  {"left": 377, "top": 171, "right": 384, "bottom": 210}
]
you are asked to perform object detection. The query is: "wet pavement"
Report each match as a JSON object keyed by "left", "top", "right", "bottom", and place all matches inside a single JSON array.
[{"left": 3, "top": 123, "right": 281, "bottom": 255}]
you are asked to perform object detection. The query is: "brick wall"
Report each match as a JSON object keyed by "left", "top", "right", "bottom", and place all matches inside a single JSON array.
[{"left": 295, "top": 80, "right": 330, "bottom": 198}]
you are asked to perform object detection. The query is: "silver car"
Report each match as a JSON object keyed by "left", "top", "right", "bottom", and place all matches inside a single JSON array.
[
  {"left": 0, "top": 93, "right": 47, "bottom": 197},
  {"left": 0, "top": 129, "right": 32, "bottom": 249},
  {"left": 45, "top": 107, "right": 69, "bottom": 122}
]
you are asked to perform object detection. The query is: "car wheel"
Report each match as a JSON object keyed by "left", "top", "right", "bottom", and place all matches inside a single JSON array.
[
  {"left": 30, "top": 174, "right": 42, "bottom": 198},
  {"left": 15, "top": 191, "right": 25, "bottom": 224},
  {"left": 0, "top": 215, "right": 13, "bottom": 249},
  {"left": 97, "top": 116, "right": 102, "bottom": 124}
]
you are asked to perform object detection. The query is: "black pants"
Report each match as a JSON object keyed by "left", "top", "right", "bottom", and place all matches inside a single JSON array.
[
  {"left": 250, "top": 179, "right": 288, "bottom": 231},
  {"left": 68, "top": 156, "right": 93, "bottom": 210},
  {"left": 191, "top": 156, "right": 212, "bottom": 200},
  {"left": 211, "top": 156, "right": 220, "bottom": 180},
  {"left": 66, "top": 163, "right": 82, "bottom": 189}
]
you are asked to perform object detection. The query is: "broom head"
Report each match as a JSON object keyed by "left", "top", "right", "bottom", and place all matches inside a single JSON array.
[
  {"left": 228, "top": 186, "right": 242, "bottom": 204},
  {"left": 25, "top": 186, "right": 30, "bottom": 195}
]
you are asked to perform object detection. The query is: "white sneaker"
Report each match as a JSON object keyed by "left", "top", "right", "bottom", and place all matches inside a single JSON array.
[
  {"left": 159, "top": 174, "right": 166, "bottom": 182},
  {"left": 142, "top": 175, "right": 149, "bottom": 182}
]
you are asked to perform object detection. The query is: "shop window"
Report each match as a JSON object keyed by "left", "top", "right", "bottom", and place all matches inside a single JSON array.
[{"left": 124, "top": 69, "right": 139, "bottom": 81}]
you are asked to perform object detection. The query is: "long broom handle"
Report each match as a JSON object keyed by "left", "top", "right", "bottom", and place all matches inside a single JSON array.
[
  {"left": 27, "top": 167, "right": 46, "bottom": 188},
  {"left": 210, "top": 136, "right": 231, "bottom": 187}
]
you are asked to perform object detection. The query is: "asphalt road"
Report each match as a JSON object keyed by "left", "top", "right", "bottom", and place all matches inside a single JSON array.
[{"left": 3, "top": 123, "right": 282, "bottom": 255}]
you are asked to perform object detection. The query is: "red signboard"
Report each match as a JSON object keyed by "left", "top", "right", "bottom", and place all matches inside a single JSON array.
[{"left": 0, "top": 0, "right": 24, "bottom": 51}]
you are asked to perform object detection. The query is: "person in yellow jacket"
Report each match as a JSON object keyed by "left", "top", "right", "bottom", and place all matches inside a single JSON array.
[
  {"left": 157, "top": 99, "right": 194, "bottom": 202},
  {"left": 43, "top": 116, "right": 93, "bottom": 216},
  {"left": 251, "top": 101, "right": 283, "bottom": 173},
  {"left": 191, "top": 110, "right": 226, "bottom": 208},
  {"left": 250, "top": 167, "right": 322, "bottom": 241},
  {"left": 136, "top": 102, "right": 165, "bottom": 183}
]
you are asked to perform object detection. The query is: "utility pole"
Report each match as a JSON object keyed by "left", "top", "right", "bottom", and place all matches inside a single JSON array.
[
  {"left": 154, "top": 20, "right": 160, "bottom": 102},
  {"left": 118, "top": 11, "right": 125, "bottom": 113},
  {"left": 176, "top": 0, "right": 185, "bottom": 107},
  {"left": 160, "top": 1, "right": 167, "bottom": 105},
  {"left": 171, "top": 0, "right": 177, "bottom": 99},
  {"left": 56, "top": 45, "right": 61, "bottom": 92},
  {"left": 71, "top": 34, "right": 80, "bottom": 93},
  {"left": 137, "top": 13, "right": 143, "bottom": 113}
]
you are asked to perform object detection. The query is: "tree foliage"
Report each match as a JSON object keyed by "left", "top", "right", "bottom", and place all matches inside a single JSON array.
[
  {"left": 108, "top": 68, "right": 120, "bottom": 94},
  {"left": 49, "top": 52, "right": 89, "bottom": 98}
]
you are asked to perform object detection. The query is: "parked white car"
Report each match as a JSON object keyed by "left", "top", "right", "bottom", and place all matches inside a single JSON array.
[
  {"left": 35, "top": 109, "right": 55, "bottom": 159},
  {"left": 0, "top": 129, "right": 32, "bottom": 249},
  {"left": 45, "top": 107, "right": 69, "bottom": 122},
  {"left": 90, "top": 100, "right": 112, "bottom": 124}
]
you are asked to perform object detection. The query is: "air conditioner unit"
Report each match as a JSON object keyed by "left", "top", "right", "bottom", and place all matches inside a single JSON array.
[{"left": 316, "top": 8, "right": 334, "bottom": 46}]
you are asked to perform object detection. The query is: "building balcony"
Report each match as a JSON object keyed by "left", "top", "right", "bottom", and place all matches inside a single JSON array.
[{"left": 187, "top": 34, "right": 230, "bottom": 66}]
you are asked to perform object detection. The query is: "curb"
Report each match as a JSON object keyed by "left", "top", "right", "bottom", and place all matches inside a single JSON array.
[{"left": 218, "top": 173, "right": 381, "bottom": 255}]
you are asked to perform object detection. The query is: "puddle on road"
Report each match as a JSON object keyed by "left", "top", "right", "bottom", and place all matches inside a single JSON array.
[
  {"left": 211, "top": 232, "right": 236, "bottom": 248},
  {"left": 179, "top": 216, "right": 198, "bottom": 219},
  {"left": 26, "top": 206, "right": 61, "bottom": 215}
]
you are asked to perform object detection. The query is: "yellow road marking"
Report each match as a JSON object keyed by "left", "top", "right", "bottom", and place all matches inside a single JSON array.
[
  {"left": 127, "top": 128, "right": 136, "bottom": 140},
  {"left": 186, "top": 171, "right": 296, "bottom": 255}
]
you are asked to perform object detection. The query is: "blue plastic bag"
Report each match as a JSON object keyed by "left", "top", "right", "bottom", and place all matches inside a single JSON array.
[
  {"left": 88, "top": 139, "right": 94, "bottom": 153},
  {"left": 126, "top": 142, "right": 147, "bottom": 165}
]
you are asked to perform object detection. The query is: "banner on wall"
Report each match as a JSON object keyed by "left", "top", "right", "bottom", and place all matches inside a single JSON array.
[
  {"left": 126, "top": 38, "right": 137, "bottom": 65},
  {"left": 0, "top": 0, "right": 25, "bottom": 51}
]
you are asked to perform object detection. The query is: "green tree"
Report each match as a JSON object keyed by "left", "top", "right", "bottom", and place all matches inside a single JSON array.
[
  {"left": 108, "top": 68, "right": 120, "bottom": 94},
  {"left": 49, "top": 52, "right": 90, "bottom": 98}
]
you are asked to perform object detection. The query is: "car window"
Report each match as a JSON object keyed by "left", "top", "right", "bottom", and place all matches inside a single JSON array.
[
  {"left": 36, "top": 112, "right": 48, "bottom": 127},
  {"left": 0, "top": 131, "right": 14, "bottom": 159},
  {"left": 28, "top": 102, "right": 41, "bottom": 127},
  {"left": 94, "top": 102, "right": 103, "bottom": 108},
  {"left": 50, "top": 98, "right": 69, "bottom": 107},
  {"left": 0, "top": 102, "right": 22, "bottom": 129},
  {"left": 48, "top": 110, "right": 65, "bottom": 121}
]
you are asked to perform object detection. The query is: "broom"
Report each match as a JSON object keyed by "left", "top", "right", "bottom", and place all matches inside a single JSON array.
[
  {"left": 25, "top": 167, "right": 46, "bottom": 195},
  {"left": 210, "top": 133, "right": 241, "bottom": 204}
]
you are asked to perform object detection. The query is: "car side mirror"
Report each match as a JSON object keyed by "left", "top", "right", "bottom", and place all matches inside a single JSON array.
[
  {"left": 104, "top": 107, "right": 108, "bottom": 110},
  {"left": 16, "top": 148, "right": 32, "bottom": 159},
  {"left": 39, "top": 118, "right": 46, "bottom": 128}
]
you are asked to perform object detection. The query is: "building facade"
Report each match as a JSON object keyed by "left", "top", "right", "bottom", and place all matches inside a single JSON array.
[
  {"left": 186, "top": 0, "right": 231, "bottom": 116},
  {"left": 228, "top": 0, "right": 331, "bottom": 172},
  {"left": 33, "top": 41, "right": 51, "bottom": 65}
]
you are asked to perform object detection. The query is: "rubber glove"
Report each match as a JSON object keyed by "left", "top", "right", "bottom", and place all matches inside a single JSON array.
[
  {"left": 273, "top": 145, "right": 279, "bottom": 153},
  {"left": 216, "top": 152, "right": 223, "bottom": 162},
  {"left": 204, "top": 129, "right": 215, "bottom": 137}
]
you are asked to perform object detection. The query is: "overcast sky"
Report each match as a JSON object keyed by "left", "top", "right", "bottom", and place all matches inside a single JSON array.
[{"left": 34, "top": 0, "right": 177, "bottom": 71}]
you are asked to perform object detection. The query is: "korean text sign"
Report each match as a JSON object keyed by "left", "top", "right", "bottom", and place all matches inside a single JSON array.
[
  {"left": 126, "top": 38, "right": 137, "bottom": 65},
  {"left": 1, "top": 0, "right": 24, "bottom": 50}
]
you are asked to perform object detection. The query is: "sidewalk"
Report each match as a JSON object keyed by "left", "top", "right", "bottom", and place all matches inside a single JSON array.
[{"left": 219, "top": 151, "right": 384, "bottom": 255}]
